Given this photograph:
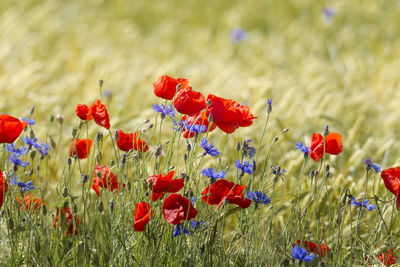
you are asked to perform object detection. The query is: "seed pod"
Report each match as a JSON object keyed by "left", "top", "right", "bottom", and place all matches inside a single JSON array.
[
  {"left": 56, "top": 114, "right": 64, "bottom": 125},
  {"left": 42, "top": 205, "right": 47, "bottom": 216},
  {"left": 62, "top": 187, "right": 68, "bottom": 197}
]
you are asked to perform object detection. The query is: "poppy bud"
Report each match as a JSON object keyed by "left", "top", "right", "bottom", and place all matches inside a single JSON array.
[
  {"left": 99, "top": 80, "right": 104, "bottom": 89},
  {"left": 29, "top": 105, "right": 35, "bottom": 115},
  {"left": 326, "top": 164, "right": 330, "bottom": 172},
  {"left": 81, "top": 174, "right": 89, "bottom": 184},
  {"left": 50, "top": 114, "right": 54, "bottom": 122},
  {"left": 72, "top": 128, "right": 78, "bottom": 138},
  {"left": 96, "top": 200, "right": 104, "bottom": 213},
  {"left": 68, "top": 158, "right": 72, "bottom": 166},
  {"left": 186, "top": 143, "right": 191, "bottom": 152},
  {"left": 325, "top": 172, "right": 330, "bottom": 179},
  {"left": 63, "top": 201, "right": 69, "bottom": 209},
  {"left": 236, "top": 141, "right": 241, "bottom": 151},
  {"left": 283, "top": 128, "right": 289, "bottom": 133},
  {"left": 183, "top": 153, "right": 188, "bottom": 162},
  {"left": 62, "top": 186, "right": 69, "bottom": 197},
  {"left": 56, "top": 114, "right": 64, "bottom": 125},
  {"left": 28, "top": 148, "right": 36, "bottom": 159},
  {"left": 8, "top": 218, "right": 14, "bottom": 230},
  {"left": 148, "top": 124, "right": 154, "bottom": 129},
  {"left": 145, "top": 191, "right": 149, "bottom": 197},
  {"left": 273, "top": 137, "right": 278, "bottom": 143},
  {"left": 144, "top": 119, "right": 150, "bottom": 124},
  {"left": 42, "top": 205, "right": 47, "bottom": 216},
  {"left": 29, "top": 129, "right": 35, "bottom": 139},
  {"left": 115, "top": 130, "right": 119, "bottom": 141},
  {"left": 36, "top": 165, "right": 40, "bottom": 171}
]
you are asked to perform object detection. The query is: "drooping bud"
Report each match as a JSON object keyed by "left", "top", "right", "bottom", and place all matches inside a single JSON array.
[{"left": 56, "top": 114, "right": 64, "bottom": 125}]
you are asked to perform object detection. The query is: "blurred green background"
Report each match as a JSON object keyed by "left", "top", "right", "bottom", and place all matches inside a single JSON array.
[{"left": 1, "top": 0, "right": 400, "bottom": 195}]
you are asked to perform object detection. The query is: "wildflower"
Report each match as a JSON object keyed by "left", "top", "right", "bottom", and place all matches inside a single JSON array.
[
  {"left": 191, "top": 220, "right": 208, "bottom": 230},
  {"left": 292, "top": 245, "right": 315, "bottom": 263},
  {"left": 54, "top": 207, "right": 80, "bottom": 237},
  {"left": 295, "top": 240, "right": 330, "bottom": 256},
  {"left": 235, "top": 160, "right": 253, "bottom": 175},
  {"left": 90, "top": 99, "right": 110, "bottom": 129},
  {"left": 9, "top": 153, "right": 29, "bottom": 168},
  {"left": 230, "top": 28, "right": 248, "bottom": 44},
  {"left": 309, "top": 131, "right": 343, "bottom": 162},
  {"left": 147, "top": 171, "right": 184, "bottom": 201},
  {"left": 76, "top": 104, "right": 93, "bottom": 121},
  {"left": 0, "top": 170, "right": 8, "bottom": 209},
  {"left": 380, "top": 167, "right": 400, "bottom": 209},
  {"left": 200, "top": 138, "right": 221, "bottom": 157},
  {"left": 116, "top": 130, "right": 149, "bottom": 153},
  {"left": 246, "top": 191, "right": 271, "bottom": 206},
  {"left": 323, "top": 7, "right": 336, "bottom": 22},
  {"left": 36, "top": 143, "right": 51, "bottom": 158},
  {"left": 0, "top": 115, "right": 28, "bottom": 143},
  {"left": 207, "top": 94, "right": 256, "bottom": 134},
  {"left": 23, "top": 136, "right": 39, "bottom": 148},
  {"left": 21, "top": 117, "right": 35, "bottom": 125},
  {"left": 153, "top": 104, "right": 176, "bottom": 119},
  {"left": 162, "top": 194, "right": 198, "bottom": 225},
  {"left": 92, "top": 164, "right": 122, "bottom": 196},
  {"left": 271, "top": 165, "right": 287, "bottom": 181},
  {"left": 173, "top": 87, "right": 207, "bottom": 116},
  {"left": 201, "top": 179, "right": 251, "bottom": 209},
  {"left": 17, "top": 180, "right": 34, "bottom": 193},
  {"left": 363, "top": 158, "right": 381, "bottom": 173},
  {"left": 295, "top": 141, "right": 310, "bottom": 154},
  {"left": 350, "top": 197, "right": 376, "bottom": 211},
  {"left": 153, "top": 75, "right": 189, "bottom": 100},
  {"left": 17, "top": 194, "right": 45, "bottom": 212},
  {"left": 182, "top": 111, "right": 216, "bottom": 138},
  {"left": 69, "top": 139, "right": 93, "bottom": 159},
  {"left": 133, "top": 202, "right": 154, "bottom": 232},
  {"left": 267, "top": 98, "right": 272, "bottom": 113},
  {"left": 201, "top": 168, "right": 226, "bottom": 180},
  {"left": 379, "top": 249, "right": 397, "bottom": 266},
  {"left": 173, "top": 224, "right": 191, "bottom": 237},
  {"left": 241, "top": 139, "right": 256, "bottom": 158}
]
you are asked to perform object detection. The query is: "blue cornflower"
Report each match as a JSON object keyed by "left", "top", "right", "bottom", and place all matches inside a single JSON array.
[
  {"left": 200, "top": 138, "right": 221, "bottom": 157},
  {"left": 36, "top": 143, "right": 51, "bottom": 158},
  {"left": 267, "top": 98, "right": 272, "bottom": 113},
  {"left": 230, "top": 28, "right": 248, "bottom": 44},
  {"left": 201, "top": 168, "right": 226, "bottom": 180},
  {"left": 173, "top": 118, "right": 187, "bottom": 131},
  {"left": 240, "top": 139, "right": 257, "bottom": 159},
  {"left": 363, "top": 158, "right": 381, "bottom": 173},
  {"left": 191, "top": 197, "right": 197, "bottom": 205},
  {"left": 350, "top": 197, "right": 376, "bottom": 211},
  {"left": 23, "top": 136, "right": 39, "bottom": 148},
  {"left": 21, "top": 117, "right": 35, "bottom": 125},
  {"left": 295, "top": 142, "right": 310, "bottom": 154},
  {"left": 6, "top": 144, "right": 28, "bottom": 156},
  {"left": 235, "top": 160, "right": 253, "bottom": 175},
  {"left": 323, "top": 7, "right": 336, "bottom": 22},
  {"left": 292, "top": 245, "right": 315, "bottom": 263},
  {"left": 246, "top": 191, "right": 271, "bottom": 206},
  {"left": 153, "top": 104, "right": 176, "bottom": 119},
  {"left": 9, "top": 154, "right": 29, "bottom": 168},
  {"left": 173, "top": 224, "right": 190, "bottom": 237},
  {"left": 191, "top": 220, "right": 208, "bottom": 230},
  {"left": 185, "top": 123, "right": 207, "bottom": 134},
  {"left": 271, "top": 165, "right": 287, "bottom": 181},
  {"left": 17, "top": 181, "right": 35, "bottom": 193}
]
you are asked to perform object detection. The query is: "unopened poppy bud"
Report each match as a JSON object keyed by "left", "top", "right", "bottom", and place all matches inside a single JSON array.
[
  {"left": 273, "top": 137, "right": 278, "bottom": 143},
  {"left": 49, "top": 114, "right": 54, "bottom": 122},
  {"left": 68, "top": 158, "right": 72, "bottom": 166},
  {"left": 186, "top": 143, "right": 191, "bottom": 152},
  {"left": 326, "top": 164, "right": 330, "bottom": 172},
  {"left": 29, "top": 105, "right": 35, "bottom": 115},
  {"left": 56, "top": 114, "right": 64, "bottom": 125},
  {"left": 62, "top": 186, "right": 69, "bottom": 197},
  {"left": 325, "top": 172, "right": 330, "bottom": 179},
  {"left": 72, "top": 203, "right": 78, "bottom": 214},
  {"left": 189, "top": 189, "right": 193, "bottom": 198},
  {"left": 78, "top": 121, "right": 85, "bottom": 129},
  {"left": 208, "top": 113, "right": 213, "bottom": 123},
  {"left": 81, "top": 174, "right": 89, "bottom": 184},
  {"left": 30, "top": 150, "right": 36, "bottom": 160},
  {"left": 36, "top": 165, "right": 40, "bottom": 171},
  {"left": 283, "top": 128, "right": 289, "bottom": 133},
  {"left": 29, "top": 129, "right": 35, "bottom": 139},
  {"left": 42, "top": 205, "right": 47, "bottom": 216},
  {"left": 145, "top": 191, "right": 149, "bottom": 197},
  {"left": 154, "top": 145, "right": 163, "bottom": 158},
  {"left": 96, "top": 200, "right": 103, "bottom": 212},
  {"left": 63, "top": 201, "right": 69, "bottom": 209},
  {"left": 176, "top": 83, "right": 181, "bottom": 91},
  {"left": 8, "top": 218, "right": 14, "bottom": 230},
  {"left": 148, "top": 124, "right": 154, "bottom": 129},
  {"left": 99, "top": 80, "right": 104, "bottom": 89},
  {"left": 160, "top": 113, "right": 166, "bottom": 120},
  {"left": 324, "top": 125, "right": 329, "bottom": 137},
  {"left": 72, "top": 128, "right": 78, "bottom": 138},
  {"left": 183, "top": 153, "right": 188, "bottom": 162},
  {"left": 144, "top": 119, "right": 150, "bottom": 124}
]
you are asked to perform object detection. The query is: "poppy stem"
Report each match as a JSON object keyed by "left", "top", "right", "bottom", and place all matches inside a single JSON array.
[{"left": 108, "top": 130, "right": 120, "bottom": 163}]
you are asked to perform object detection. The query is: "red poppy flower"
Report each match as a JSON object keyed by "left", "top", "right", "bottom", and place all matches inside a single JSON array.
[
  {"left": 182, "top": 111, "right": 217, "bottom": 138},
  {"left": 162, "top": 194, "right": 197, "bottom": 225},
  {"left": 90, "top": 99, "right": 110, "bottom": 129},
  {"left": 309, "top": 132, "right": 343, "bottom": 162},
  {"left": 206, "top": 94, "right": 256, "bottom": 134},
  {"left": 0, "top": 170, "right": 8, "bottom": 209},
  {"left": 0, "top": 115, "right": 28, "bottom": 143},
  {"left": 147, "top": 171, "right": 184, "bottom": 201},
  {"left": 201, "top": 179, "right": 251, "bottom": 209},
  {"left": 153, "top": 75, "right": 189, "bottom": 100},
  {"left": 17, "top": 194, "right": 46, "bottom": 212},
  {"left": 92, "top": 164, "right": 122, "bottom": 196},
  {"left": 69, "top": 138, "right": 93, "bottom": 159},
  {"left": 117, "top": 130, "right": 149, "bottom": 152},
  {"left": 173, "top": 88, "right": 207, "bottom": 116},
  {"left": 133, "top": 202, "right": 155, "bottom": 232},
  {"left": 381, "top": 167, "right": 400, "bottom": 210},
  {"left": 76, "top": 104, "right": 93, "bottom": 121},
  {"left": 295, "top": 240, "right": 330, "bottom": 256},
  {"left": 379, "top": 249, "right": 397, "bottom": 266},
  {"left": 54, "top": 207, "right": 80, "bottom": 237}
]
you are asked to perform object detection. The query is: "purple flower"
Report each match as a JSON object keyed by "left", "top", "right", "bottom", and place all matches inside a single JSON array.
[
  {"left": 185, "top": 123, "right": 207, "bottom": 134},
  {"left": 201, "top": 168, "right": 226, "bottom": 180},
  {"left": 292, "top": 245, "right": 315, "bottom": 262},
  {"left": 271, "top": 165, "right": 286, "bottom": 181},
  {"left": 173, "top": 224, "right": 190, "bottom": 237},
  {"left": 351, "top": 197, "right": 375, "bottom": 211},
  {"left": 323, "top": 7, "right": 337, "bottom": 22},
  {"left": 200, "top": 138, "right": 221, "bottom": 157},
  {"left": 230, "top": 28, "right": 248, "bottom": 44},
  {"left": 267, "top": 99, "right": 272, "bottom": 113},
  {"left": 17, "top": 180, "right": 35, "bottom": 193},
  {"left": 21, "top": 117, "right": 35, "bottom": 125},
  {"left": 246, "top": 191, "right": 271, "bottom": 206},
  {"left": 235, "top": 160, "right": 253, "bottom": 175},
  {"left": 363, "top": 158, "right": 381, "bottom": 173},
  {"left": 295, "top": 142, "right": 310, "bottom": 154},
  {"left": 153, "top": 104, "right": 176, "bottom": 119}
]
